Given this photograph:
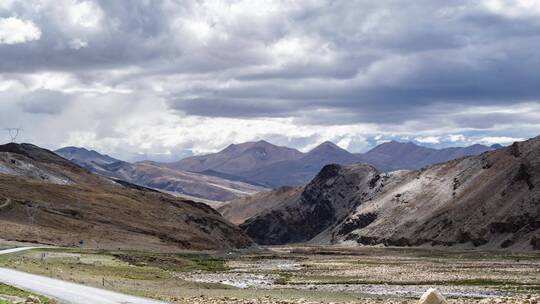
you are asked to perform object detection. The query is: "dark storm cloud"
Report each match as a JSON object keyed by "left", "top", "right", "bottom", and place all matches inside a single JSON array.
[
  {"left": 170, "top": 97, "right": 315, "bottom": 118},
  {"left": 163, "top": 1, "right": 540, "bottom": 127},
  {"left": 1, "top": 0, "right": 540, "bottom": 132}
]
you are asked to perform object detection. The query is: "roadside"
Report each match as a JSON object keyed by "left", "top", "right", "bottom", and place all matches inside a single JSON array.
[
  {"left": 0, "top": 247, "right": 168, "bottom": 304},
  {"left": 0, "top": 282, "right": 55, "bottom": 304}
]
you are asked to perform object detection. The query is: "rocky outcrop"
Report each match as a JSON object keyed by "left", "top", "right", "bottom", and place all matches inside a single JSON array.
[
  {"left": 240, "top": 136, "right": 540, "bottom": 250},
  {"left": 333, "top": 135, "right": 540, "bottom": 250},
  {"left": 240, "top": 164, "right": 381, "bottom": 245}
]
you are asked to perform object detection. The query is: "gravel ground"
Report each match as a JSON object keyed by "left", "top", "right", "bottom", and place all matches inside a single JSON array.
[
  {"left": 176, "top": 252, "right": 529, "bottom": 299},
  {"left": 174, "top": 294, "right": 540, "bottom": 304}
]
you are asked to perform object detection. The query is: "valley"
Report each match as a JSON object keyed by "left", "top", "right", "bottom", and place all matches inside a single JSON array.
[
  {"left": 1, "top": 135, "right": 539, "bottom": 304},
  {"left": 0, "top": 242, "right": 538, "bottom": 304}
]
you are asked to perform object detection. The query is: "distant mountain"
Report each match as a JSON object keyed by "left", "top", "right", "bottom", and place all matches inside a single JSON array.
[
  {"left": 167, "top": 140, "right": 304, "bottom": 174},
  {"left": 56, "top": 140, "right": 502, "bottom": 197},
  {"left": 358, "top": 141, "right": 496, "bottom": 172},
  {"left": 236, "top": 141, "right": 360, "bottom": 187},
  {"left": 55, "top": 147, "right": 267, "bottom": 202},
  {"left": 55, "top": 146, "right": 120, "bottom": 172},
  {"left": 1, "top": 143, "right": 252, "bottom": 251},
  {"left": 102, "top": 161, "right": 267, "bottom": 202},
  {"left": 160, "top": 140, "right": 502, "bottom": 188},
  {"left": 240, "top": 136, "right": 540, "bottom": 250}
]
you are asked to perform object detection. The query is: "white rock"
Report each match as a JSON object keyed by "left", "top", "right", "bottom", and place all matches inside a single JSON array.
[{"left": 418, "top": 288, "right": 447, "bottom": 304}]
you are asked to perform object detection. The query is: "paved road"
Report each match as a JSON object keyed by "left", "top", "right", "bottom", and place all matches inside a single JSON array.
[
  {"left": 0, "top": 247, "right": 169, "bottom": 304},
  {"left": 0, "top": 247, "right": 40, "bottom": 255}
]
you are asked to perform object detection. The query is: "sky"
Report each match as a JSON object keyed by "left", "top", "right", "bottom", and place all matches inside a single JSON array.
[{"left": 0, "top": 0, "right": 539, "bottom": 162}]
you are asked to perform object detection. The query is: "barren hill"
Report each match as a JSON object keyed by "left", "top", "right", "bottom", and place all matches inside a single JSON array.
[
  {"left": 0, "top": 143, "right": 252, "bottom": 251},
  {"left": 168, "top": 140, "right": 304, "bottom": 174},
  {"left": 237, "top": 141, "right": 361, "bottom": 187},
  {"left": 240, "top": 136, "right": 540, "bottom": 250},
  {"left": 55, "top": 147, "right": 266, "bottom": 202}
]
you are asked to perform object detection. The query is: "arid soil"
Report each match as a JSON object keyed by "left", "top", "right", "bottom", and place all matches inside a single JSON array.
[
  {"left": 0, "top": 143, "right": 253, "bottom": 251},
  {"left": 219, "top": 186, "right": 303, "bottom": 225},
  {"left": 175, "top": 294, "right": 539, "bottom": 304},
  {"left": 0, "top": 246, "right": 537, "bottom": 304}
]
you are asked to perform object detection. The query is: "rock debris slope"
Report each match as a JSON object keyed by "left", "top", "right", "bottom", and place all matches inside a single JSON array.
[
  {"left": 240, "top": 136, "right": 540, "bottom": 250},
  {"left": 0, "top": 143, "right": 253, "bottom": 251},
  {"left": 55, "top": 147, "right": 267, "bottom": 202}
]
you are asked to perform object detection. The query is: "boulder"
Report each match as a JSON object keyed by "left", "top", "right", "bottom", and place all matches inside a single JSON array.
[{"left": 419, "top": 288, "right": 447, "bottom": 304}]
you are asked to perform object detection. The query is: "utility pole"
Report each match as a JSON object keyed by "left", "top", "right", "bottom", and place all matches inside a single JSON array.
[{"left": 5, "top": 128, "right": 23, "bottom": 143}]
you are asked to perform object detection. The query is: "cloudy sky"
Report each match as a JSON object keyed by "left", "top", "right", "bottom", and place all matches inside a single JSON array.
[{"left": 1, "top": 0, "right": 539, "bottom": 161}]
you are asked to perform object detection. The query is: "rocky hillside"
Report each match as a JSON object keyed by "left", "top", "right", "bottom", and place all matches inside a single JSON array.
[
  {"left": 240, "top": 136, "right": 540, "bottom": 250},
  {"left": 1, "top": 143, "right": 253, "bottom": 251},
  {"left": 218, "top": 186, "right": 303, "bottom": 225},
  {"left": 55, "top": 147, "right": 267, "bottom": 202},
  {"left": 55, "top": 146, "right": 119, "bottom": 167},
  {"left": 241, "top": 164, "right": 380, "bottom": 245}
]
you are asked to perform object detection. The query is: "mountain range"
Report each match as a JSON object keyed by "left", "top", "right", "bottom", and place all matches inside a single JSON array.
[
  {"left": 2, "top": 136, "right": 537, "bottom": 252},
  {"left": 166, "top": 140, "right": 499, "bottom": 187},
  {"left": 55, "top": 147, "right": 267, "bottom": 203},
  {"left": 0, "top": 143, "right": 252, "bottom": 251},
  {"left": 236, "top": 136, "right": 540, "bottom": 250},
  {"left": 56, "top": 140, "right": 500, "bottom": 202},
  {"left": 360, "top": 141, "right": 503, "bottom": 172}
]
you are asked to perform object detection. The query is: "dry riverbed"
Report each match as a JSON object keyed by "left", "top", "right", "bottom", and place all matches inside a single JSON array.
[{"left": 0, "top": 245, "right": 537, "bottom": 304}]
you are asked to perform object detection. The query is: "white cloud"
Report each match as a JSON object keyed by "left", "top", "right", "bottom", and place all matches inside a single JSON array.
[
  {"left": 0, "top": 17, "right": 41, "bottom": 44},
  {"left": 478, "top": 136, "right": 525, "bottom": 145},
  {"left": 68, "top": 0, "right": 103, "bottom": 28},
  {"left": 415, "top": 136, "right": 441, "bottom": 144},
  {"left": 482, "top": 0, "right": 540, "bottom": 18},
  {"left": 448, "top": 134, "right": 466, "bottom": 142}
]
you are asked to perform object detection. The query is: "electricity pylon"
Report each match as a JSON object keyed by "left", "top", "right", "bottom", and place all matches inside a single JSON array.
[{"left": 5, "top": 128, "right": 23, "bottom": 142}]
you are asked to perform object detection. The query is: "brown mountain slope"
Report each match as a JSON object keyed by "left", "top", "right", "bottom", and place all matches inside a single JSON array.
[
  {"left": 218, "top": 186, "right": 303, "bottom": 225},
  {"left": 0, "top": 143, "right": 252, "bottom": 251},
  {"left": 102, "top": 161, "right": 267, "bottom": 202},
  {"left": 358, "top": 141, "right": 496, "bottom": 172},
  {"left": 240, "top": 136, "right": 540, "bottom": 250},
  {"left": 55, "top": 147, "right": 267, "bottom": 202},
  {"left": 236, "top": 141, "right": 361, "bottom": 187},
  {"left": 167, "top": 140, "right": 304, "bottom": 174}
]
